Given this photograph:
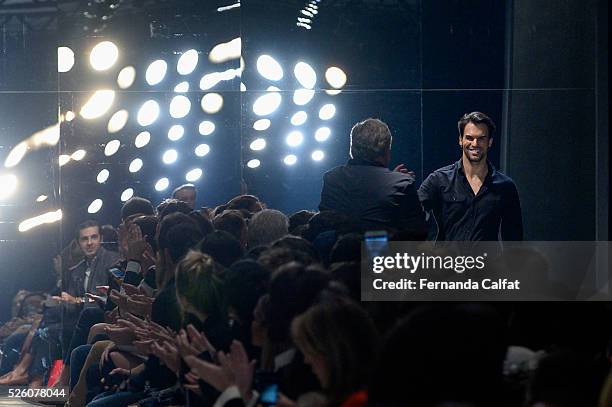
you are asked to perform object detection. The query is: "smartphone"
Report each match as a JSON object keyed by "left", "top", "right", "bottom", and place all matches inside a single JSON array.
[
  {"left": 364, "top": 230, "right": 389, "bottom": 259},
  {"left": 259, "top": 384, "right": 278, "bottom": 405},
  {"left": 108, "top": 267, "right": 125, "bottom": 280},
  {"left": 255, "top": 371, "right": 279, "bottom": 406}
]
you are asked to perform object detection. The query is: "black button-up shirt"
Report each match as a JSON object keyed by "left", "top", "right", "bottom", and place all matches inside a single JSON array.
[{"left": 418, "top": 159, "right": 523, "bottom": 241}]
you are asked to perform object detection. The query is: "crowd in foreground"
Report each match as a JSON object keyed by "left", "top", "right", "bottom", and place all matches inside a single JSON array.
[{"left": 0, "top": 115, "right": 610, "bottom": 407}]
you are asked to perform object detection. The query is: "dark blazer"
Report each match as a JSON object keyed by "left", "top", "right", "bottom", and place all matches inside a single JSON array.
[
  {"left": 66, "top": 246, "right": 119, "bottom": 298},
  {"left": 320, "top": 159, "right": 427, "bottom": 236}
]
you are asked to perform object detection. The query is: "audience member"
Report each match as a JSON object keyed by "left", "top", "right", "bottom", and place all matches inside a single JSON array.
[{"left": 247, "top": 209, "right": 289, "bottom": 249}]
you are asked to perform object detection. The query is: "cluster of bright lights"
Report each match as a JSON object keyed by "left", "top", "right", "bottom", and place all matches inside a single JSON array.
[{"left": 296, "top": 1, "right": 320, "bottom": 30}]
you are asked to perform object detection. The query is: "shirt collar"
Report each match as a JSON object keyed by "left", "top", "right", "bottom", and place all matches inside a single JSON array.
[
  {"left": 456, "top": 157, "right": 496, "bottom": 179},
  {"left": 348, "top": 157, "right": 386, "bottom": 168}
]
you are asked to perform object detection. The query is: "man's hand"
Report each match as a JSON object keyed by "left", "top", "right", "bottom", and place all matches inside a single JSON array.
[
  {"left": 104, "top": 326, "right": 136, "bottom": 346},
  {"left": 126, "top": 224, "right": 147, "bottom": 262},
  {"left": 184, "top": 354, "right": 233, "bottom": 392},
  {"left": 227, "top": 340, "right": 256, "bottom": 400},
  {"left": 393, "top": 164, "right": 416, "bottom": 183},
  {"left": 52, "top": 292, "right": 81, "bottom": 304}
]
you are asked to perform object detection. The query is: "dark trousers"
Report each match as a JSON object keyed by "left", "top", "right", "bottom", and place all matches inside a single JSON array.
[{"left": 63, "top": 307, "right": 105, "bottom": 364}]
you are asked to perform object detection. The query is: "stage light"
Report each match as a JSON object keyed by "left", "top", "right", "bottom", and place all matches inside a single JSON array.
[
  {"left": 174, "top": 82, "right": 189, "bottom": 93},
  {"left": 36, "top": 195, "right": 48, "bottom": 202},
  {"left": 306, "top": 6, "right": 318, "bottom": 14},
  {"left": 58, "top": 47, "right": 75, "bottom": 73},
  {"left": 65, "top": 111, "right": 76, "bottom": 122},
  {"left": 294, "top": 62, "right": 316, "bottom": 89},
  {"left": 209, "top": 37, "right": 241, "bottom": 63},
  {"left": 80, "top": 90, "right": 115, "bottom": 119},
  {"left": 145, "top": 60, "right": 168, "bottom": 85},
  {"left": 297, "top": 17, "right": 311, "bottom": 23},
  {"left": 117, "top": 66, "right": 136, "bottom": 89},
  {"left": 247, "top": 159, "right": 260, "bottom": 169},
  {"left": 71, "top": 149, "right": 86, "bottom": 161},
  {"left": 121, "top": 188, "right": 134, "bottom": 202},
  {"left": 58, "top": 155, "right": 70, "bottom": 166},
  {"left": 90, "top": 41, "right": 118, "bottom": 71},
  {"left": 0, "top": 174, "right": 17, "bottom": 200},
  {"left": 107, "top": 109, "right": 129, "bottom": 133},
  {"left": 257, "top": 55, "right": 283, "bottom": 81},
  {"left": 290, "top": 111, "right": 307, "bottom": 126},
  {"left": 177, "top": 49, "right": 198, "bottom": 75},
  {"left": 185, "top": 168, "right": 202, "bottom": 182},
  {"left": 250, "top": 138, "right": 266, "bottom": 151},
  {"left": 286, "top": 130, "right": 304, "bottom": 147},
  {"left": 87, "top": 198, "right": 103, "bottom": 214},
  {"left": 134, "top": 131, "right": 151, "bottom": 148},
  {"left": 169, "top": 95, "right": 191, "bottom": 119},
  {"left": 31, "top": 124, "right": 60, "bottom": 147},
  {"left": 284, "top": 154, "right": 297, "bottom": 165},
  {"left": 155, "top": 177, "right": 169, "bottom": 191},
  {"left": 267, "top": 86, "right": 280, "bottom": 92},
  {"left": 97, "top": 169, "right": 110, "bottom": 183},
  {"left": 4, "top": 141, "right": 28, "bottom": 168},
  {"left": 253, "top": 119, "right": 271, "bottom": 131},
  {"left": 296, "top": 22, "right": 312, "bottom": 30},
  {"left": 253, "top": 92, "right": 281, "bottom": 116},
  {"left": 162, "top": 149, "right": 178, "bottom": 164},
  {"left": 198, "top": 121, "right": 215, "bottom": 136},
  {"left": 325, "top": 89, "right": 341, "bottom": 95},
  {"left": 168, "top": 125, "right": 185, "bottom": 141},
  {"left": 311, "top": 150, "right": 324, "bottom": 161},
  {"left": 300, "top": 9, "right": 314, "bottom": 18},
  {"left": 104, "top": 139, "right": 121, "bottom": 156},
  {"left": 199, "top": 73, "right": 220, "bottom": 90},
  {"left": 18, "top": 209, "right": 62, "bottom": 232},
  {"left": 319, "top": 103, "right": 336, "bottom": 120},
  {"left": 137, "top": 100, "right": 160, "bottom": 126},
  {"left": 325, "top": 67, "right": 347, "bottom": 88},
  {"left": 129, "top": 158, "right": 143, "bottom": 173},
  {"left": 293, "top": 88, "right": 315, "bottom": 105},
  {"left": 201, "top": 93, "right": 224, "bottom": 114},
  {"left": 195, "top": 144, "right": 210, "bottom": 157},
  {"left": 315, "top": 127, "right": 331, "bottom": 141}
]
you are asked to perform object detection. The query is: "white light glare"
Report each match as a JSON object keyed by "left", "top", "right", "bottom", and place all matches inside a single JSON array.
[
  {"left": 186, "top": 168, "right": 203, "bottom": 182},
  {"left": 129, "top": 158, "right": 143, "bottom": 173},
  {"left": 247, "top": 159, "right": 260, "bottom": 169},
  {"left": 155, "top": 177, "right": 170, "bottom": 191},
  {"left": 315, "top": 127, "right": 331, "bottom": 142},
  {"left": 195, "top": 144, "right": 210, "bottom": 157},
  {"left": 284, "top": 155, "right": 297, "bottom": 166},
  {"left": 300, "top": 9, "right": 314, "bottom": 18},
  {"left": 4, "top": 142, "right": 28, "bottom": 168},
  {"left": 253, "top": 92, "right": 282, "bottom": 116},
  {"left": 134, "top": 131, "right": 151, "bottom": 148},
  {"left": 90, "top": 41, "right": 119, "bottom": 71},
  {"left": 253, "top": 119, "right": 271, "bottom": 131},
  {"left": 71, "top": 149, "right": 86, "bottom": 161},
  {"left": 97, "top": 169, "right": 110, "bottom": 183},
  {"left": 137, "top": 100, "right": 160, "bottom": 126},
  {"left": 319, "top": 103, "right": 336, "bottom": 120},
  {"left": 312, "top": 150, "right": 325, "bottom": 161},
  {"left": 293, "top": 88, "right": 315, "bottom": 105},
  {"left": 65, "top": 111, "right": 76, "bottom": 122},
  {"left": 18, "top": 209, "right": 62, "bottom": 232},
  {"left": 58, "top": 155, "right": 70, "bottom": 167},
  {"left": 198, "top": 121, "right": 215, "bottom": 136},
  {"left": 294, "top": 62, "right": 317, "bottom": 89},
  {"left": 36, "top": 195, "right": 48, "bottom": 202},
  {"left": 177, "top": 49, "right": 199, "bottom": 75},
  {"left": 0, "top": 174, "right": 18, "bottom": 200},
  {"left": 162, "top": 149, "right": 178, "bottom": 164},
  {"left": 117, "top": 66, "right": 136, "bottom": 89},
  {"left": 325, "top": 67, "right": 347, "bottom": 89},
  {"left": 257, "top": 55, "right": 283, "bottom": 81},
  {"left": 199, "top": 68, "right": 241, "bottom": 90},
  {"left": 174, "top": 82, "right": 189, "bottom": 92},
  {"left": 145, "top": 60, "right": 168, "bottom": 85},
  {"left": 250, "top": 138, "right": 266, "bottom": 151},
  {"left": 88, "top": 198, "right": 103, "bottom": 214},
  {"left": 107, "top": 110, "right": 129, "bottom": 133},
  {"left": 201, "top": 93, "right": 224, "bottom": 114},
  {"left": 169, "top": 95, "right": 191, "bottom": 119},
  {"left": 296, "top": 22, "right": 312, "bottom": 30},
  {"left": 121, "top": 188, "right": 134, "bottom": 202},
  {"left": 286, "top": 131, "right": 304, "bottom": 147},
  {"left": 80, "top": 90, "right": 115, "bottom": 119},
  {"left": 168, "top": 125, "right": 185, "bottom": 141},
  {"left": 209, "top": 37, "right": 241, "bottom": 63},
  {"left": 104, "top": 140, "right": 121, "bottom": 156},
  {"left": 290, "top": 111, "right": 308, "bottom": 126},
  {"left": 58, "top": 47, "right": 75, "bottom": 73}
]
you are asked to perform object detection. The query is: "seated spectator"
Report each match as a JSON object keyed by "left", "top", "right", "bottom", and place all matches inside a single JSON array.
[
  {"left": 247, "top": 209, "right": 289, "bottom": 249},
  {"left": 199, "top": 230, "right": 244, "bottom": 268},
  {"left": 288, "top": 210, "right": 316, "bottom": 234},
  {"left": 213, "top": 209, "right": 247, "bottom": 248},
  {"left": 172, "top": 183, "right": 197, "bottom": 209},
  {"left": 226, "top": 194, "right": 265, "bottom": 218}
]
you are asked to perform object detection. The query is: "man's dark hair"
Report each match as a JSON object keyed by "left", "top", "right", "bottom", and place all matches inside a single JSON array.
[
  {"left": 199, "top": 230, "right": 244, "bottom": 268},
  {"left": 330, "top": 233, "right": 363, "bottom": 264},
  {"left": 157, "top": 213, "right": 202, "bottom": 263},
  {"left": 349, "top": 118, "right": 392, "bottom": 161},
  {"left": 75, "top": 220, "right": 100, "bottom": 240},
  {"left": 121, "top": 197, "right": 155, "bottom": 221},
  {"left": 225, "top": 259, "right": 270, "bottom": 327},
  {"left": 171, "top": 183, "right": 196, "bottom": 198},
  {"left": 458, "top": 111, "right": 496, "bottom": 139},
  {"left": 157, "top": 199, "right": 192, "bottom": 221},
  {"left": 213, "top": 210, "right": 246, "bottom": 243},
  {"left": 288, "top": 210, "right": 316, "bottom": 234},
  {"left": 271, "top": 236, "right": 320, "bottom": 264},
  {"left": 189, "top": 211, "right": 215, "bottom": 238}
]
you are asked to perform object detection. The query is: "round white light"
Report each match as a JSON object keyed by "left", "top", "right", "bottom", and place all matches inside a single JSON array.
[
  {"left": 155, "top": 177, "right": 169, "bottom": 191},
  {"left": 169, "top": 95, "right": 191, "bottom": 118},
  {"left": 0, "top": 174, "right": 18, "bottom": 200},
  {"left": 200, "top": 93, "right": 224, "bottom": 114},
  {"left": 311, "top": 150, "right": 325, "bottom": 161},
  {"left": 252, "top": 92, "right": 281, "bottom": 116},
  {"left": 290, "top": 111, "right": 307, "bottom": 126},
  {"left": 90, "top": 41, "right": 118, "bottom": 71},
  {"left": 97, "top": 169, "right": 110, "bottom": 183},
  {"left": 58, "top": 47, "right": 75, "bottom": 73},
  {"left": 162, "top": 149, "right": 178, "bottom": 164},
  {"left": 325, "top": 67, "right": 347, "bottom": 89},
  {"left": 117, "top": 66, "right": 136, "bottom": 89},
  {"left": 58, "top": 155, "right": 70, "bottom": 167},
  {"left": 36, "top": 195, "right": 48, "bottom": 202},
  {"left": 71, "top": 149, "right": 86, "bottom": 161},
  {"left": 177, "top": 49, "right": 199, "bottom": 75},
  {"left": 104, "top": 140, "right": 121, "bottom": 156},
  {"left": 121, "top": 188, "right": 134, "bottom": 202},
  {"left": 185, "top": 168, "right": 203, "bottom": 182},
  {"left": 293, "top": 88, "right": 315, "bottom": 105},
  {"left": 256, "top": 55, "right": 283, "bottom": 81},
  {"left": 253, "top": 119, "right": 271, "bottom": 131},
  {"left": 247, "top": 159, "right": 260, "bottom": 169},
  {"left": 174, "top": 81, "right": 189, "bottom": 92},
  {"left": 137, "top": 100, "right": 160, "bottom": 126},
  {"left": 198, "top": 121, "right": 215, "bottom": 136},
  {"left": 326, "top": 89, "right": 342, "bottom": 96},
  {"left": 80, "top": 90, "right": 115, "bottom": 119},
  {"left": 294, "top": 62, "right": 316, "bottom": 89},
  {"left": 129, "top": 158, "right": 143, "bottom": 173},
  {"left": 168, "top": 125, "right": 185, "bottom": 141},
  {"left": 319, "top": 103, "right": 336, "bottom": 120},
  {"left": 65, "top": 111, "right": 76, "bottom": 122},
  {"left": 199, "top": 73, "right": 221, "bottom": 90},
  {"left": 87, "top": 198, "right": 103, "bottom": 214},
  {"left": 286, "top": 131, "right": 304, "bottom": 147},
  {"left": 134, "top": 131, "right": 151, "bottom": 148},
  {"left": 145, "top": 60, "right": 168, "bottom": 85},
  {"left": 4, "top": 142, "right": 28, "bottom": 168},
  {"left": 315, "top": 127, "right": 331, "bottom": 142},
  {"left": 195, "top": 144, "right": 210, "bottom": 157},
  {"left": 107, "top": 110, "right": 129, "bottom": 133},
  {"left": 283, "top": 155, "right": 297, "bottom": 166},
  {"left": 250, "top": 138, "right": 266, "bottom": 151}
]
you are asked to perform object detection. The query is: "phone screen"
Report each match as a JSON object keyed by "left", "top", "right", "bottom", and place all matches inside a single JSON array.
[
  {"left": 364, "top": 230, "right": 389, "bottom": 259},
  {"left": 259, "top": 383, "right": 278, "bottom": 405}
]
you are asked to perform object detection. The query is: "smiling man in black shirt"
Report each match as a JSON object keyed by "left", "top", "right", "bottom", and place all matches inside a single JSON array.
[{"left": 418, "top": 112, "right": 523, "bottom": 241}]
